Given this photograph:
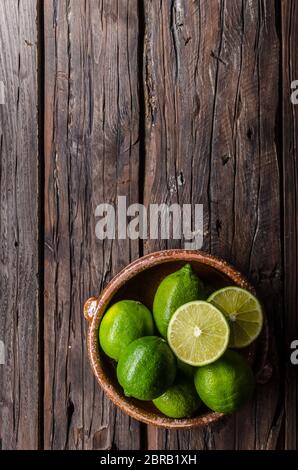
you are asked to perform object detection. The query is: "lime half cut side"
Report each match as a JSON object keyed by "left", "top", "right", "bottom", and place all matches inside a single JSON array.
[
  {"left": 208, "top": 286, "right": 263, "bottom": 348},
  {"left": 167, "top": 301, "right": 230, "bottom": 366}
]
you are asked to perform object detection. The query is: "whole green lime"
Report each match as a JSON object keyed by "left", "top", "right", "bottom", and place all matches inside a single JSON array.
[
  {"left": 99, "top": 300, "right": 154, "bottom": 361},
  {"left": 153, "top": 264, "right": 202, "bottom": 338},
  {"left": 194, "top": 350, "right": 255, "bottom": 413},
  {"left": 117, "top": 336, "right": 177, "bottom": 400},
  {"left": 153, "top": 375, "right": 201, "bottom": 418}
]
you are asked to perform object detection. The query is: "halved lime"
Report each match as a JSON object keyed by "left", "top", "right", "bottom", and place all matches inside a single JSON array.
[
  {"left": 208, "top": 287, "right": 263, "bottom": 348},
  {"left": 167, "top": 301, "right": 230, "bottom": 366}
]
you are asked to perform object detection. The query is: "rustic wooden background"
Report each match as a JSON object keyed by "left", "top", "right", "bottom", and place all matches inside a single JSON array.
[{"left": 0, "top": 0, "right": 297, "bottom": 450}]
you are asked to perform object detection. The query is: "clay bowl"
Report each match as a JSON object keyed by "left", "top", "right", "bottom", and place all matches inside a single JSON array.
[{"left": 84, "top": 249, "right": 269, "bottom": 429}]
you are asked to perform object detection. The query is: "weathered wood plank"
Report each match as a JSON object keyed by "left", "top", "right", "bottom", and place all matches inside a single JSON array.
[
  {"left": 44, "top": 0, "right": 141, "bottom": 450},
  {"left": 0, "top": 0, "right": 40, "bottom": 449},
  {"left": 143, "top": 0, "right": 282, "bottom": 450},
  {"left": 282, "top": 0, "right": 298, "bottom": 451}
]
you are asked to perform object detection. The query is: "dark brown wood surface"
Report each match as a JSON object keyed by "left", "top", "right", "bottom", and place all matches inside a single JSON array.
[
  {"left": 0, "top": 0, "right": 297, "bottom": 450},
  {"left": 143, "top": 0, "right": 282, "bottom": 450},
  {"left": 0, "top": 0, "right": 40, "bottom": 449},
  {"left": 44, "top": 0, "right": 141, "bottom": 450},
  {"left": 282, "top": 0, "right": 298, "bottom": 451}
]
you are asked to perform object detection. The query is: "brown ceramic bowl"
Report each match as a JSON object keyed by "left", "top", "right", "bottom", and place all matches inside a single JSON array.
[{"left": 84, "top": 250, "right": 269, "bottom": 429}]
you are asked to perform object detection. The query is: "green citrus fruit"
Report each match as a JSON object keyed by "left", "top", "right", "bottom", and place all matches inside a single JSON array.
[
  {"left": 167, "top": 300, "right": 230, "bottom": 366},
  {"left": 194, "top": 350, "right": 255, "bottom": 413},
  {"left": 153, "top": 376, "right": 201, "bottom": 418},
  {"left": 153, "top": 264, "right": 202, "bottom": 338},
  {"left": 117, "top": 336, "right": 176, "bottom": 400},
  {"left": 99, "top": 300, "right": 154, "bottom": 361},
  {"left": 208, "top": 287, "right": 263, "bottom": 348}
]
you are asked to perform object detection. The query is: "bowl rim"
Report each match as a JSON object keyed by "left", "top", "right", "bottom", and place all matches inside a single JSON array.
[{"left": 85, "top": 249, "right": 268, "bottom": 429}]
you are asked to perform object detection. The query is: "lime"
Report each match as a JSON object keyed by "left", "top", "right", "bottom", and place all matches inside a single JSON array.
[
  {"left": 153, "top": 376, "right": 201, "bottom": 418},
  {"left": 177, "top": 359, "right": 196, "bottom": 379},
  {"left": 153, "top": 264, "right": 203, "bottom": 338},
  {"left": 194, "top": 350, "right": 255, "bottom": 413},
  {"left": 167, "top": 301, "right": 230, "bottom": 366},
  {"left": 99, "top": 300, "right": 154, "bottom": 361},
  {"left": 208, "top": 287, "right": 263, "bottom": 348},
  {"left": 117, "top": 336, "right": 177, "bottom": 400}
]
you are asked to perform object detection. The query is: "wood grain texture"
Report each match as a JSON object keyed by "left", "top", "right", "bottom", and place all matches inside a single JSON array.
[
  {"left": 44, "top": 0, "right": 141, "bottom": 450},
  {"left": 1, "top": 0, "right": 297, "bottom": 451},
  {"left": 282, "top": 0, "right": 298, "bottom": 451},
  {"left": 0, "top": 0, "right": 40, "bottom": 449},
  {"left": 143, "top": 0, "right": 283, "bottom": 450}
]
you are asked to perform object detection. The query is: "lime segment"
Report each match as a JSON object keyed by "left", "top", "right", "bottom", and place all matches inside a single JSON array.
[
  {"left": 167, "top": 301, "right": 230, "bottom": 366},
  {"left": 208, "top": 287, "right": 263, "bottom": 348}
]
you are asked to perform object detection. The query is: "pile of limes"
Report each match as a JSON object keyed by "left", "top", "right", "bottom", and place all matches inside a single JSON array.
[{"left": 99, "top": 264, "right": 263, "bottom": 418}]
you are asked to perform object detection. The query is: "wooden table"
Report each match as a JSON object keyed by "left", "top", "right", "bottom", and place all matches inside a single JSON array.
[{"left": 0, "top": 0, "right": 297, "bottom": 450}]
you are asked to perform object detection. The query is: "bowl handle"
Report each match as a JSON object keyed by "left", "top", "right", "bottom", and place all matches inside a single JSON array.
[{"left": 84, "top": 297, "right": 99, "bottom": 324}]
